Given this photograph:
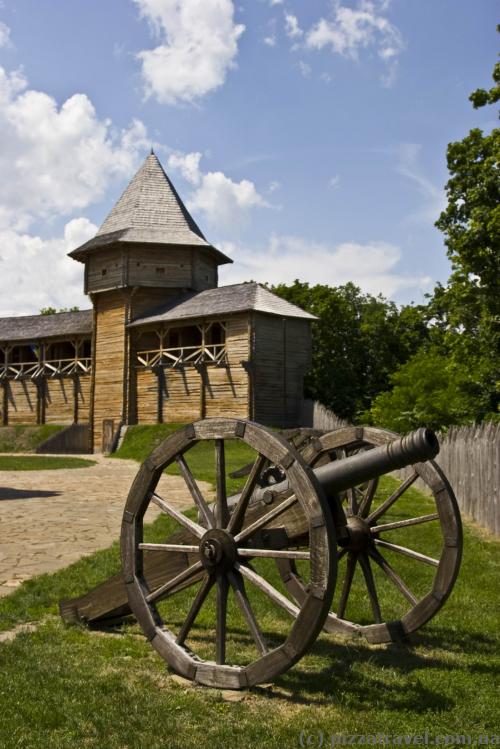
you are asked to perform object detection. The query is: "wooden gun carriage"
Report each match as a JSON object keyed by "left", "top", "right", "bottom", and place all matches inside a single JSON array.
[{"left": 60, "top": 418, "right": 462, "bottom": 690}]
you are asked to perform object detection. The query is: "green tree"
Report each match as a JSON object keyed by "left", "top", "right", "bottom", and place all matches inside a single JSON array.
[
  {"left": 40, "top": 306, "right": 80, "bottom": 315},
  {"left": 270, "top": 280, "right": 428, "bottom": 420},
  {"left": 368, "top": 346, "right": 487, "bottom": 432},
  {"left": 431, "top": 28, "right": 499, "bottom": 420},
  {"left": 368, "top": 32, "right": 500, "bottom": 430}
]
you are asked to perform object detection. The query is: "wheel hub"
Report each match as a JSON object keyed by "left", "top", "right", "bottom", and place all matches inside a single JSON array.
[
  {"left": 345, "top": 516, "right": 371, "bottom": 552},
  {"left": 199, "top": 529, "right": 237, "bottom": 572}
]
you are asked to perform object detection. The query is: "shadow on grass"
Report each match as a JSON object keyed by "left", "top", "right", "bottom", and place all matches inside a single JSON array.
[{"left": 81, "top": 615, "right": 498, "bottom": 712}]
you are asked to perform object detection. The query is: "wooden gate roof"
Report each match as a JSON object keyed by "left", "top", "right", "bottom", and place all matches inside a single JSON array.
[
  {"left": 0, "top": 309, "right": 92, "bottom": 343},
  {"left": 129, "top": 282, "right": 317, "bottom": 327}
]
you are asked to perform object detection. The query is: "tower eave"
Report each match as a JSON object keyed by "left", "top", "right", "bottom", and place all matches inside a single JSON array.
[{"left": 68, "top": 232, "right": 233, "bottom": 266}]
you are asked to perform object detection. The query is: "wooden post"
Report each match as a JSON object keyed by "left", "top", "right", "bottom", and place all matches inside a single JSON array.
[
  {"left": 73, "top": 376, "right": 79, "bottom": 423},
  {"left": 36, "top": 378, "right": 46, "bottom": 425},
  {"left": 88, "top": 299, "right": 98, "bottom": 452},
  {"left": 1, "top": 382, "right": 7, "bottom": 426},
  {"left": 156, "top": 367, "right": 164, "bottom": 424},
  {"left": 282, "top": 317, "right": 287, "bottom": 429},
  {"left": 2, "top": 346, "right": 10, "bottom": 425},
  {"left": 198, "top": 362, "right": 207, "bottom": 419}
]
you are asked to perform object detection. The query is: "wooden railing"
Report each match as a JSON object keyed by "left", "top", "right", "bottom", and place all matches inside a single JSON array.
[
  {"left": 136, "top": 343, "right": 227, "bottom": 369},
  {"left": 0, "top": 357, "right": 92, "bottom": 380}
]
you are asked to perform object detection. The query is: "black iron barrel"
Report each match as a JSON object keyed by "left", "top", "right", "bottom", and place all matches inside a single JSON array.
[{"left": 256, "top": 427, "right": 439, "bottom": 502}]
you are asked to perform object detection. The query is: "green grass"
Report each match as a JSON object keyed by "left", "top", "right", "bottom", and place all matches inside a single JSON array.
[
  {"left": 113, "top": 423, "right": 257, "bottom": 495},
  {"left": 0, "top": 424, "right": 65, "bottom": 453},
  {"left": 0, "top": 455, "right": 96, "bottom": 470},
  {"left": 0, "top": 473, "right": 498, "bottom": 748}
]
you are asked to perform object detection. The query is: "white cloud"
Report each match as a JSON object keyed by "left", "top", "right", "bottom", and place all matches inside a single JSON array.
[
  {"left": 0, "top": 218, "right": 97, "bottom": 315},
  {"left": 268, "top": 180, "right": 281, "bottom": 193},
  {"left": 167, "top": 150, "right": 269, "bottom": 231},
  {"left": 285, "top": 13, "right": 303, "bottom": 39},
  {"left": 305, "top": 0, "right": 404, "bottom": 85},
  {"left": 134, "top": 0, "right": 245, "bottom": 105},
  {"left": 219, "top": 235, "right": 431, "bottom": 299},
  {"left": 269, "top": 0, "right": 283, "bottom": 5},
  {"left": 190, "top": 172, "right": 268, "bottom": 231},
  {"left": 395, "top": 143, "right": 446, "bottom": 223},
  {"left": 263, "top": 34, "right": 276, "bottom": 47},
  {"left": 0, "top": 63, "right": 149, "bottom": 314},
  {"left": 167, "top": 150, "right": 202, "bottom": 185},
  {"left": 329, "top": 175, "right": 341, "bottom": 189},
  {"left": 298, "top": 61, "right": 311, "bottom": 78},
  {"left": 0, "top": 66, "right": 148, "bottom": 230},
  {"left": 0, "top": 21, "right": 10, "bottom": 48}
]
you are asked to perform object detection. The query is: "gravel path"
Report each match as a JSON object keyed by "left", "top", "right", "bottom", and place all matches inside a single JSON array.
[{"left": 0, "top": 454, "right": 205, "bottom": 597}]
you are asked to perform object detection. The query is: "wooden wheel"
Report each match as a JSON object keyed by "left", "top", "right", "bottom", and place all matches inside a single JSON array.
[
  {"left": 121, "top": 418, "right": 337, "bottom": 689},
  {"left": 276, "top": 426, "right": 462, "bottom": 643}
]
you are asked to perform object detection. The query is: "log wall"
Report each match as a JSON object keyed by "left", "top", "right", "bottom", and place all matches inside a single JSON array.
[
  {"left": 252, "top": 314, "right": 311, "bottom": 428},
  {"left": 87, "top": 248, "right": 124, "bottom": 293},
  {"left": 44, "top": 379, "right": 75, "bottom": 424},
  {"left": 128, "top": 247, "right": 192, "bottom": 289},
  {"left": 5, "top": 380, "right": 38, "bottom": 424},
  {"left": 92, "top": 290, "right": 128, "bottom": 450},
  {"left": 0, "top": 374, "right": 91, "bottom": 427},
  {"left": 132, "top": 314, "right": 250, "bottom": 424},
  {"left": 193, "top": 250, "right": 218, "bottom": 291}
]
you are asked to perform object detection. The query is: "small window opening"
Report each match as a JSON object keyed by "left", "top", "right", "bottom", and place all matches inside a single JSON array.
[
  {"left": 156, "top": 267, "right": 165, "bottom": 275},
  {"left": 101, "top": 268, "right": 107, "bottom": 277}
]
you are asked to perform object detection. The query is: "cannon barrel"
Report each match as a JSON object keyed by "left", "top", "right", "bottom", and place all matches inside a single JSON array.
[{"left": 256, "top": 427, "right": 439, "bottom": 502}]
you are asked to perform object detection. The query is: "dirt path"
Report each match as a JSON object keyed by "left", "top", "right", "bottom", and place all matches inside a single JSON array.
[{"left": 0, "top": 454, "right": 206, "bottom": 597}]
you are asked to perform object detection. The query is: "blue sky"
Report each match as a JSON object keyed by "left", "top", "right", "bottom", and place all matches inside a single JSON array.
[{"left": 0, "top": 0, "right": 497, "bottom": 315}]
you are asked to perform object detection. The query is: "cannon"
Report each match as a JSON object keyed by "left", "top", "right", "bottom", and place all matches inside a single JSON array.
[{"left": 60, "top": 418, "right": 462, "bottom": 690}]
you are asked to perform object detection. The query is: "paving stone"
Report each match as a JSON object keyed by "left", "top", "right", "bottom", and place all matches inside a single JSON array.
[{"left": 0, "top": 452, "right": 211, "bottom": 597}]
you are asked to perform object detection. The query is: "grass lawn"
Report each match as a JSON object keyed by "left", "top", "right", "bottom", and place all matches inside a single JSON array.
[
  {"left": 0, "top": 455, "right": 96, "bottom": 471},
  {"left": 0, "top": 424, "right": 65, "bottom": 453},
  {"left": 112, "top": 423, "right": 258, "bottom": 495},
  {"left": 0, "top": 466, "right": 498, "bottom": 748}
]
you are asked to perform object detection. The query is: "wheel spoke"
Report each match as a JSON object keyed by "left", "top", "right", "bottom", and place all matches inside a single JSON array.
[
  {"left": 374, "top": 539, "right": 439, "bottom": 567},
  {"left": 216, "top": 574, "right": 229, "bottom": 665},
  {"left": 367, "top": 471, "right": 419, "bottom": 524},
  {"left": 358, "top": 553, "right": 382, "bottom": 623},
  {"left": 176, "top": 454, "right": 215, "bottom": 528},
  {"left": 227, "top": 453, "right": 268, "bottom": 535},
  {"left": 337, "top": 552, "right": 357, "bottom": 619},
  {"left": 237, "top": 548, "right": 310, "bottom": 560},
  {"left": 146, "top": 560, "right": 204, "bottom": 603},
  {"left": 176, "top": 574, "right": 215, "bottom": 646},
  {"left": 139, "top": 543, "right": 199, "bottom": 553},
  {"left": 227, "top": 570, "right": 268, "bottom": 656},
  {"left": 357, "top": 479, "right": 378, "bottom": 518},
  {"left": 215, "top": 439, "right": 229, "bottom": 529},
  {"left": 150, "top": 492, "right": 205, "bottom": 539},
  {"left": 236, "top": 562, "right": 300, "bottom": 618},
  {"left": 234, "top": 493, "right": 298, "bottom": 544},
  {"left": 368, "top": 548, "right": 418, "bottom": 606},
  {"left": 371, "top": 513, "right": 439, "bottom": 534}
]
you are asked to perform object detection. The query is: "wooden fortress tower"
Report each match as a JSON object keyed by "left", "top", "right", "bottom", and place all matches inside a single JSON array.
[{"left": 0, "top": 153, "right": 316, "bottom": 451}]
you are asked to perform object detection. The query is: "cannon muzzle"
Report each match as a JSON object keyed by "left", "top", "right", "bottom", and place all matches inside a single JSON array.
[{"left": 256, "top": 427, "right": 439, "bottom": 502}]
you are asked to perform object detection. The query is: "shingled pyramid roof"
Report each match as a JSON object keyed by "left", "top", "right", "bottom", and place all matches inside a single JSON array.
[{"left": 69, "top": 152, "right": 231, "bottom": 265}]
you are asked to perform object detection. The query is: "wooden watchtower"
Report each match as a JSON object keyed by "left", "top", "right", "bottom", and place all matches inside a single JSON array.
[
  {"left": 69, "top": 153, "right": 232, "bottom": 450},
  {"left": 0, "top": 152, "right": 316, "bottom": 451}
]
